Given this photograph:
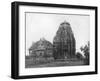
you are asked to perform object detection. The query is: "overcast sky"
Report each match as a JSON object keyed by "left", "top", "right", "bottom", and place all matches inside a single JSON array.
[{"left": 26, "top": 12, "right": 90, "bottom": 55}]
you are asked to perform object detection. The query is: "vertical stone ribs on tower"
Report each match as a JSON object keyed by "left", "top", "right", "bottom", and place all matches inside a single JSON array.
[{"left": 53, "top": 21, "right": 76, "bottom": 60}]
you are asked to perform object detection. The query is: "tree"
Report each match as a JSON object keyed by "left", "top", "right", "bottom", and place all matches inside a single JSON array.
[
  {"left": 76, "top": 52, "right": 84, "bottom": 60},
  {"left": 80, "top": 42, "right": 90, "bottom": 65}
]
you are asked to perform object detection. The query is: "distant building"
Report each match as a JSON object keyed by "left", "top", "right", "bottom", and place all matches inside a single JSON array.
[
  {"left": 29, "top": 38, "right": 53, "bottom": 60},
  {"left": 53, "top": 21, "right": 76, "bottom": 59}
]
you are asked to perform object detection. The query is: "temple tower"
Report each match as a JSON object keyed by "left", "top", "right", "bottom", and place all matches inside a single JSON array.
[{"left": 53, "top": 21, "right": 76, "bottom": 59}]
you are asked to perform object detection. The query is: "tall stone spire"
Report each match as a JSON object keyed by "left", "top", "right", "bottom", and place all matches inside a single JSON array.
[{"left": 53, "top": 21, "right": 76, "bottom": 59}]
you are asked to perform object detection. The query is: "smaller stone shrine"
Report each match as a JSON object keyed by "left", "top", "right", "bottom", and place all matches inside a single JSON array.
[{"left": 29, "top": 38, "right": 54, "bottom": 61}]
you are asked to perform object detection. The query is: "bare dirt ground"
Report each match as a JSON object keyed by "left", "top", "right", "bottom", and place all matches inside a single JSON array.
[{"left": 25, "top": 58, "right": 86, "bottom": 68}]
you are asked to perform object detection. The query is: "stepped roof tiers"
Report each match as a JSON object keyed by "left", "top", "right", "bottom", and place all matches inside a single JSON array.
[
  {"left": 29, "top": 38, "right": 53, "bottom": 60},
  {"left": 53, "top": 21, "right": 76, "bottom": 60}
]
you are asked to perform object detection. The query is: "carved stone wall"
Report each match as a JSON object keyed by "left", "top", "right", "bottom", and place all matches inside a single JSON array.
[{"left": 53, "top": 21, "right": 76, "bottom": 59}]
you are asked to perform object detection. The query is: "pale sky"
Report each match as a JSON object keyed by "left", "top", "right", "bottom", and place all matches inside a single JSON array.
[{"left": 26, "top": 12, "right": 90, "bottom": 55}]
